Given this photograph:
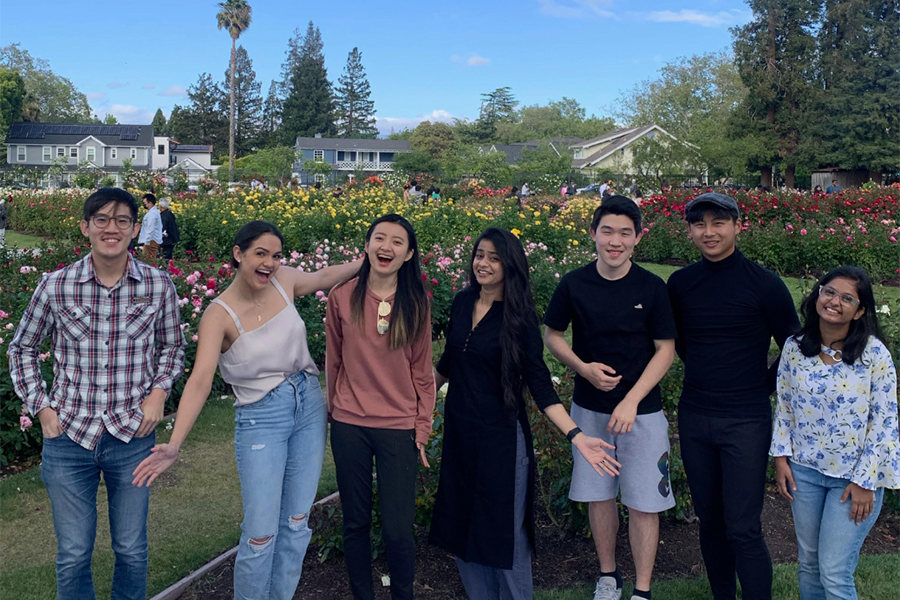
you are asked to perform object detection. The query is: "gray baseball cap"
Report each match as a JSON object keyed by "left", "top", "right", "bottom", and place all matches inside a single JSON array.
[{"left": 685, "top": 192, "right": 740, "bottom": 219}]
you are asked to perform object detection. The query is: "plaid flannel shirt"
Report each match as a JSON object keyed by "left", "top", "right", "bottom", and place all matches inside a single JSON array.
[{"left": 8, "top": 254, "right": 186, "bottom": 450}]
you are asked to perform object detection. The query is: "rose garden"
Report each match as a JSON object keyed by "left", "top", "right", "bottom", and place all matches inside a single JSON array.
[{"left": 1, "top": 182, "right": 898, "bottom": 599}]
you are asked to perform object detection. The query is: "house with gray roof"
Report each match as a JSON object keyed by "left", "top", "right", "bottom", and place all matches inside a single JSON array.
[
  {"left": 293, "top": 135, "right": 411, "bottom": 184},
  {"left": 152, "top": 136, "right": 215, "bottom": 182},
  {"left": 569, "top": 125, "right": 696, "bottom": 175},
  {"left": 4, "top": 122, "right": 154, "bottom": 186},
  {"left": 478, "top": 136, "right": 584, "bottom": 165}
]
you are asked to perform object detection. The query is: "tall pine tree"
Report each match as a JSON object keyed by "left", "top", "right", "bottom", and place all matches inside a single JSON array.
[
  {"left": 223, "top": 45, "right": 263, "bottom": 157},
  {"left": 732, "top": 0, "right": 820, "bottom": 188},
  {"left": 151, "top": 108, "right": 167, "bottom": 136},
  {"left": 168, "top": 73, "right": 228, "bottom": 152},
  {"left": 261, "top": 80, "right": 282, "bottom": 146},
  {"left": 280, "top": 22, "right": 336, "bottom": 144},
  {"left": 804, "top": 0, "right": 900, "bottom": 180},
  {"left": 334, "top": 47, "right": 378, "bottom": 138}
]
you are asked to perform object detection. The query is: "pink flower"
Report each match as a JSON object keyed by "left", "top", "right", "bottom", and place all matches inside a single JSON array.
[
  {"left": 0, "top": 310, "right": 8, "bottom": 319},
  {"left": 431, "top": 278, "right": 438, "bottom": 285},
  {"left": 800, "top": 229, "right": 807, "bottom": 235},
  {"left": 19, "top": 415, "right": 33, "bottom": 432},
  {"left": 191, "top": 334, "right": 199, "bottom": 342}
]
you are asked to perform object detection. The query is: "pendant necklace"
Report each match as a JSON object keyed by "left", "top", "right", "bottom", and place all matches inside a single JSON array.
[{"left": 377, "top": 300, "right": 391, "bottom": 335}]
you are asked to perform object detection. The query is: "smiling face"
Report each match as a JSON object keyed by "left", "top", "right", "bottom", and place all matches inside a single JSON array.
[
  {"left": 233, "top": 233, "right": 283, "bottom": 288},
  {"left": 365, "top": 222, "right": 413, "bottom": 278},
  {"left": 472, "top": 239, "right": 505, "bottom": 288},
  {"left": 591, "top": 213, "right": 641, "bottom": 278},
  {"left": 816, "top": 276, "right": 865, "bottom": 329},
  {"left": 80, "top": 201, "right": 138, "bottom": 262},
  {"left": 688, "top": 211, "right": 741, "bottom": 262}
]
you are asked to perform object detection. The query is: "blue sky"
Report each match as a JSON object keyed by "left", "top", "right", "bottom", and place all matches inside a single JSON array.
[{"left": 1, "top": 0, "right": 751, "bottom": 136}]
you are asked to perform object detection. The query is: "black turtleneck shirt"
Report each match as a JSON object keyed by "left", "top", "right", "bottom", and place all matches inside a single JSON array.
[{"left": 666, "top": 249, "right": 800, "bottom": 419}]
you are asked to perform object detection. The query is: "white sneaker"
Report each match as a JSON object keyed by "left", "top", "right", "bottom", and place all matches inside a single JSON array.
[{"left": 592, "top": 576, "right": 622, "bottom": 600}]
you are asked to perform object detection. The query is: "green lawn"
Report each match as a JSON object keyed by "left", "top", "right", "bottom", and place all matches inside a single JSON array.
[
  {"left": 4, "top": 230, "right": 45, "bottom": 248},
  {"left": 535, "top": 552, "right": 900, "bottom": 600},
  {"left": 0, "top": 395, "right": 338, "bottom": 600}
]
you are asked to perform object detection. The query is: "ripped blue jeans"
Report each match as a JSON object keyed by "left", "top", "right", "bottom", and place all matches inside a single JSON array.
[{"left": 233, "top": 370, "right": 327, "bottom": 600}]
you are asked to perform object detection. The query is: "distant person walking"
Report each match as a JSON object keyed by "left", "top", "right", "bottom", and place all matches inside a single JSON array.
[
  {"left": 0, "top": 196, "right": 7, "bottom": 248},
  {"left": 566, "top": 181, "right": 577, "bottom": 196},
  {"left": 138, "top": 193, "right": 162, "bottom": 259},
  {"left": 159, "top": 197, "right": 180, "bottom": 260},
  {"left": 826, "top": 179, "right": 842, "bottom": 194}
]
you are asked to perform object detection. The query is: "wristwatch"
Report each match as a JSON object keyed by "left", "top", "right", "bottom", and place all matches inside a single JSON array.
[{"left": 566, "top": 426, "right": 582, "bottom": 443}]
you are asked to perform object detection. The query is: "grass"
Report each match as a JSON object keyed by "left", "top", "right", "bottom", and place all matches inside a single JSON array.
[
  {"left": 534, "top": 552, "right": 900, "bottom": 599},
  {"left": 4, "top": 230, "right": 45, "bottom": 248},
  {"left": 0, "top": 394, "right": 338, "bottom": 600}
]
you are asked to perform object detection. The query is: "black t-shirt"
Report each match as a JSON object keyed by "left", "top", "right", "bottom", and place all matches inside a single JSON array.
[{"left": 543, "top": 262, "right": 677, "bottom": 414}]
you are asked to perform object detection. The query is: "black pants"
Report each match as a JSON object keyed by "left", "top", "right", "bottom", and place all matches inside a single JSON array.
[
  {"left": 678, "top": 408, "right": 773, "bottom": 600},
  {"left": 331, "top": 420, "right": 418, "bottom": 600},
  {"left": 161, "top": 244, "right": 174, "bottom": 260}
]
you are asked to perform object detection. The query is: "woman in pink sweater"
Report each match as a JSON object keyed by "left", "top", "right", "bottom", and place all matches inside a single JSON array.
[{"left": 325, "top": 214, "right": 435, "bottom": 600}]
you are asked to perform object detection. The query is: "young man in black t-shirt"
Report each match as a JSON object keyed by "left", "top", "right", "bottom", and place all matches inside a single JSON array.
[
  {"left": 544, "top": 196, "right": 677, "bottom": 600},
  {"left": 667, "top": 192, "right": 799, "bottom": 600}
]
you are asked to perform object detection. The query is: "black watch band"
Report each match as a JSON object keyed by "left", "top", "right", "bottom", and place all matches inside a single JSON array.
[{"left": 566, "top": 426, "right": 582, "bottom": 443}]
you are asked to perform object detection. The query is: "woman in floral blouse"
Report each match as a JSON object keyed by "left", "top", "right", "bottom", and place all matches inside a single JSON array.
[{"left": 771, "top": 265, "right": 898, "bottom": 600}]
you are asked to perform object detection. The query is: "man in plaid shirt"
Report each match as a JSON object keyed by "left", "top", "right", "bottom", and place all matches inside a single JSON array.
[{"left": 8, "top": 187, "right": 186, "bottom": 600}]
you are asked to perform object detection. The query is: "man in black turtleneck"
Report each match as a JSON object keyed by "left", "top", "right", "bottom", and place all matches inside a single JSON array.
[{"left": 667, "top": 193, "right": 799, "bottom": 600}]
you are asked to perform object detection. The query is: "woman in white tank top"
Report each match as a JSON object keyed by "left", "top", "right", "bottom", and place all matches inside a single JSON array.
[{"left": 133, "top": 221, "right": 359, "bottom": 600}]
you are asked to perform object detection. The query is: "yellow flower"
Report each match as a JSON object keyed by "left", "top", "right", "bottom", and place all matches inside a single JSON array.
[
  {"left": 535, "top": 220, "right": 541, "bottom": 225},
  {"left": 222, "top": 220, "right": 228, "bottom": 224},
  {"left": 510, "top": 228, "right": 522, "bottom": 238},
  {"left": 572, "top": 240, "right": 579, "bottom": 246}
]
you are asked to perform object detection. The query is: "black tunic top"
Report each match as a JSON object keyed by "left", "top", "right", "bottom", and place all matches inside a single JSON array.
[{"left": 429, "top": 288, "right": 561, "bottom": 569}]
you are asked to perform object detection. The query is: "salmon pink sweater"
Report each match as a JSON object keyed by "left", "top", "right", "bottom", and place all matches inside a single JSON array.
[{"left": 325, "top": 279, "right": 435, "bottom": 445}]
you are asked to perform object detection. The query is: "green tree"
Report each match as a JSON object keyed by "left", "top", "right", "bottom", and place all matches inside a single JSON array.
[
  {"left": 235, "top": 146, "right": 297, "bottom": 186},
  {"left": 261, "top": 80, "right": 281, "bottom": 146},
  {"left": 168, "top": 74, "right": 228, "bottom": 150},
  {"left": 512, "top": 98, "right": 614, "bottom": 142},
  {"left": 0, "top": 68, "right": 26, "bottom": 160},
  {"left": 102, "top": 113, "right": 118, "bottom": 124},
  {"left": 409, "top": 121, "right": 457, "bottom": 161},
  {"left": 281, "top": 22, "right": 336, "bottom": 144},
  {"left": 392, "top": 150, "right": 440, "bottom": 174},
  {"left": 803, "top": 0, "right": 900, "bottom": 179},
  {"left": 732, "top": 0, "right": 820, "bottom": 188},
  {"left": 516, "top": 141, "right": 572, "bottom": 176},
  {"left": 217, "top": 0, "right": 253, "bottom": 177},
  {"left": 470, "top": 86, "right": 518, "bottom": 142},
  {"left": 151, "top": 108, "right": 167, "bottom": 136},
  {"left": 0, "top": 44, "right": 91, "bottom": 122},
  {"left": 334, "top": 47, "right": 378, "bottom": 138},
  {"left": 222, "top": 45, "right": 262, "bottom": 157},
  {"left": 616, "top": 52, "right": 748, "bottom": 181}
]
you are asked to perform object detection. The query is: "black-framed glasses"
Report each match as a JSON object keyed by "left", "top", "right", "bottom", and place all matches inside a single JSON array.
[
  {"left": 819, "top": 285, "right": 859, "bottom": 308},
  {"left": 91, "top": 214, "right": 135, "bottom": 229}
]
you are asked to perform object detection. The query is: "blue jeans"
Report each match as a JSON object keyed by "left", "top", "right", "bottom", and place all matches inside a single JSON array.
[
  {"left": 789, "top": 462, "right": 884, "bottom": 600},
  {"left": 41, "top": 430, "right": 155, "bottom": 600},
  {"left": 233, "top": 370, "right": 327, "bottom": 600}
]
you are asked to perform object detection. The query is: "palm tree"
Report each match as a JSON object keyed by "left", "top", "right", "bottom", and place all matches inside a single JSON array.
[{"left": 216, "top": 0, "right": 252, "bottom": 179}]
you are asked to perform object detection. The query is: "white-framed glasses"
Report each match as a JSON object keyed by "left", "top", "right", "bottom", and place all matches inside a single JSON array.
[{"left": 819, "top": 285, "right": 859, "bottom": 308}]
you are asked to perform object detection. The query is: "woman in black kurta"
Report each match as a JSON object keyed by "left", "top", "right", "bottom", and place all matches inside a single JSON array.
[{"left": 429, "top": 228, "right": 617, "bottom": 599}]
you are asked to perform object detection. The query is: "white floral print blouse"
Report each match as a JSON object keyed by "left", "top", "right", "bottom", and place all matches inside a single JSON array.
[{"left": 770, "top": 335, "right": 899, "bottom": 491}]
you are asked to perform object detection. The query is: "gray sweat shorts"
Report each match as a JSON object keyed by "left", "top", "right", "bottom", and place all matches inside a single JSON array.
[{"left": 568, "top": 403, "right": 676, "bottom": 513}]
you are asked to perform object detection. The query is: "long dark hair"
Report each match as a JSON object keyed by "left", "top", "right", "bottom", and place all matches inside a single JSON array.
[
  {"left": 468, "top": 227, "right": 537, "bottom": 420},
  {"left": 797, "top": 265, "right": 885, "bottom": 364},
  {"left": 349, "top": 214, "right": 429, "bottom": 350},
  {"left": 230, "top": 221, "right": 284, "bottom": 268}
]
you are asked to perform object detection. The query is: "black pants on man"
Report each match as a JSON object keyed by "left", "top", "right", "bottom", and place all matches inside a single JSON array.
[
  {"left": 678, "top": 408, "right": 773, "bottom": 600},
  {"left": 331, "top": 420, "right": 418, "bottom": 600}
]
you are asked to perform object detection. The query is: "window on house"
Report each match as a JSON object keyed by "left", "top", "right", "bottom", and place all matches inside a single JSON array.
[
  {"left": 380, "top": 152, "right": 394, "bottom": 162},
  {"left": 87, "top": 147, "right": 96, "bottom": 162},
  {"left": 70, "top": 147, "right": 78, "bottom": 159},
  {"left": 337, "top": 151, "right": 345, "bottom": 161},
  {"left": 17, "top": 146, "right": 26, "bottom": 161},
  {"left": 43, "top": 147, "right": 52, "bottom": 162},
  {"left": 131, "top": 148, "right": 137, "bottom": 159},
  {"left": 57, "top": 147, "right": 66, "bottom": 158},
  {"left": 367, "top": 152, "right": 375, "bottom": 162},
  {"left": 111, "top": 148, "right": 118, "bottom": 159},
  {"left": 158, "top": 144, "right": 165, "bottom": 155},
  {"left": 314, "top": 150, "right": 324, "bottom": 162}
]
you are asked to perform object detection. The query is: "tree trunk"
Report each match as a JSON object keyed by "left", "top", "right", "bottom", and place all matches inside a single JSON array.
[
  {"left": 229, "top": 38, "right": 236, "bottom": 179},
  {"left": 785, "top": 164, "right": 795, "bottom": 189},
  {"left": 760, "top": 166, "right": 773, "bottom": 189}
]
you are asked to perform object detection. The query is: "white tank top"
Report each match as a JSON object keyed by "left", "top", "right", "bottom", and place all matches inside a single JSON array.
[{"left": 212, "top": 277, "right": 319, "bottom": 406}]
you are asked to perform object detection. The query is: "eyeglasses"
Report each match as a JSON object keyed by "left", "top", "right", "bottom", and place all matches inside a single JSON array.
[
  {"left": 819, "top": 285, "right": 859, "bottom": 308},
  {"left": 91, "top": 214, "right": 135, "bottom": 229}
]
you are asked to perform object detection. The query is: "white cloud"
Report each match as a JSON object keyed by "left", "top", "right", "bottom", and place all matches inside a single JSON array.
[
  {"left": 142, "top": 84, "right": 156, "bottom": 90},
  {"left": 107, "top": 104, "right": 155, "bottom": 124},
  {"left": 467, "top": 55, "right": 490, "bottom": 67},
  {"left": 375, "top": 110, "right": 458, "bottom": 137},
  {"left": 107, "top": 81, "right": 128, "bottom": 89},
  {"left": 86, "top": 92, "right": 106, "bottom": 102},
  {"left": 537, "top": 0, "right": 615, "bottom": 19},
  {"left": 159, "top": 85, "right": 187, "bottom": 97},
  {"left": 646, "top": 9, "right": 747, "bottom": 27}
]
